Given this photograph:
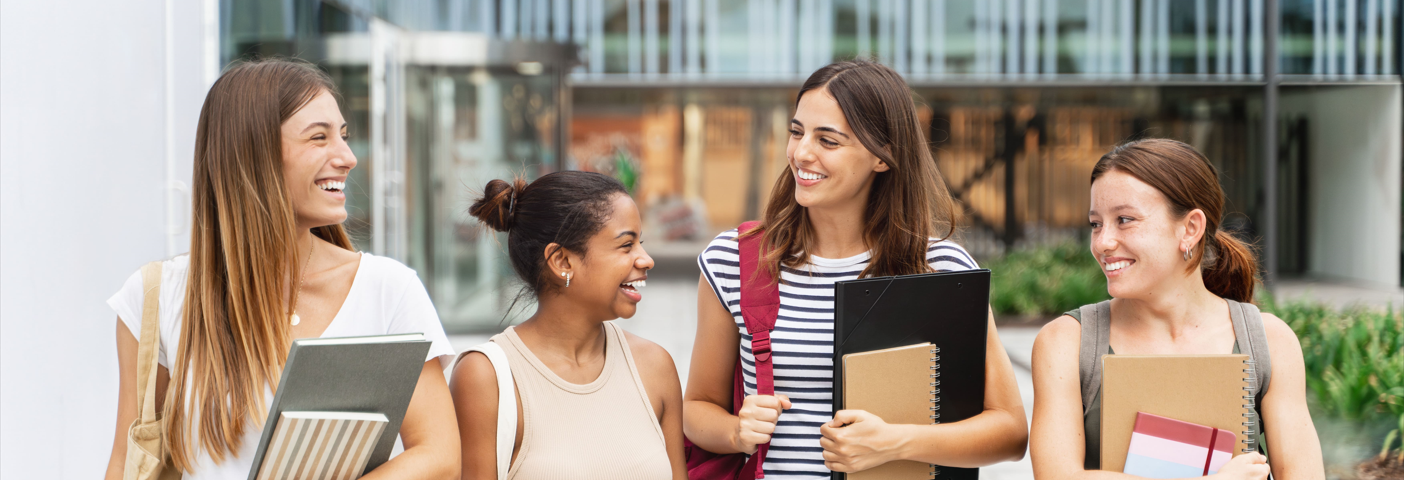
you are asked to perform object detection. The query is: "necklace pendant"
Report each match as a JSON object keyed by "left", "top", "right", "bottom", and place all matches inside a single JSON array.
[{"left": 290, "top": 312, "right": 301, "bottom": 326}]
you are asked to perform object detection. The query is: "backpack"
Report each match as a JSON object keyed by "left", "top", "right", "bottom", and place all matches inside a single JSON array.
[{"left": 684, "top": 221, "right": 781, "bottom": 479}]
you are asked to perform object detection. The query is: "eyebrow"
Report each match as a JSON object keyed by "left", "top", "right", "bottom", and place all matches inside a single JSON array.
[
  {"left": 300, "top": 122, "right": 348, "bottom": 135},
  {"left": 790, "top": 119, "right": 851, "bottom": 139},
  {"left": 1089, "top": 205, "right": 1138, "bottom": 215},
  {"left": 614, "top": 231, "right": 638, "bottom": 240}
]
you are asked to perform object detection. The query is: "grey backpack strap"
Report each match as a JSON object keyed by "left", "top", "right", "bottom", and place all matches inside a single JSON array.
[
  {"left": 1076, "top": 301, "right": 1113, "bottom": 415},
  {"left": 1227, "top": 300, "right": 1273, "bottom": 410}
]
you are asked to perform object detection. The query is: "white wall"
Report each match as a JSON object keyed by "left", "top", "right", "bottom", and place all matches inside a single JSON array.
[
  {"left": 1280, "top": 85, "right": 1403, "bottom": 288},
  {"left": 0, "top": 0, "right": 210, "bottom": 477}
]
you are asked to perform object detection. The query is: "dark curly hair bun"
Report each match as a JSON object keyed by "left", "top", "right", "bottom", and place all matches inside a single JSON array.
[{"left": 469, "top": 178, "right": 528, "bottom": 232}]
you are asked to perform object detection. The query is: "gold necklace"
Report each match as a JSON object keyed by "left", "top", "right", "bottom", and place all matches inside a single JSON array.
[{"left": 291, "top": 239, "right": 315, "bottom": 326}]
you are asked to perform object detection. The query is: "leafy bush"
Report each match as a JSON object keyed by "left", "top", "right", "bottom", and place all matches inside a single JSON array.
[
  {"left": 1263, "top": 297, "right": 1404, "bottom": 464},
  {"left": 986, "top": 242, "right": 1110, "bottom": 316}
]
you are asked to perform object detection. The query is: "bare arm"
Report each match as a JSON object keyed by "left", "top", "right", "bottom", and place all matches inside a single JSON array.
[
  {"left": 451, "top": 351, "right": 526, "bottom": 480},
  {"left": 820, "top": 309, "right": 1029, "bottom": 471},
  {"left": 1029, "top": 317, "right": 1268, "bottom": 480},
  {"left": 1257, "top": 313, "right": 1325, "bottom": 480},
  {"left": 683, "top": 274, "right": 789, "bottom": 455},
  {"left": 105, "top": 318, "right": 169, "bottom": 480},
  {"left": 626, "top": 332, "right": 689, "bottom": 480},
  {"left": 361, "top": 360, "right": 461, "bottom": 480}
]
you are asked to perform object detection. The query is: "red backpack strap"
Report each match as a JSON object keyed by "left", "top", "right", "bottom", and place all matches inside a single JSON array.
[{"left": 737, "top": 221, "right": 780, "bottom": 478}]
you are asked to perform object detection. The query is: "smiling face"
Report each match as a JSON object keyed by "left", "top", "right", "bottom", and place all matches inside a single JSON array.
[
  {"left": 1089, "top": 169, "right": 1205, "bottom": 299},
  {"left": 786, "top": 86, "right": 889, "bottom": 210},
  {"left": 280, "top": 89, "right": 356, "bottom": 230},
  {"left": 557, "top": 193, "right": 655, "bottom": 320}
]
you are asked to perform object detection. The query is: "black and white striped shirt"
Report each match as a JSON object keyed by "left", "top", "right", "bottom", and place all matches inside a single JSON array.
[{"left": 697, "top": 229, "right": 979, "bottom": 479}]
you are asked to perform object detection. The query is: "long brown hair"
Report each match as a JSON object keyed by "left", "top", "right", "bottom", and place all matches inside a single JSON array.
[
  {"left": 167, "top": 58, "right": 353, "bottom": 470},
  {"left": 752, "top": 59, "right": 959, "bottom": 279},
  {"left": 1090, "top": 138, "right": 1258, "bottom": 302}
]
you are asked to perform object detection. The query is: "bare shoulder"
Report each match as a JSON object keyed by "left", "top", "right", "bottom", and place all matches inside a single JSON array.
[
  {"left": 1032, "top": 315, "right": 1081, "bottom": 368},
  {"left": 1257, "top": 312, "right": 1298, "bottom": 341},
  {"left": 1035, "top": 315, "right": 1081, "bottom": 348},
  {"left": 1257, "top": 312, "right": 1306, "bottom": 363},
  {"left": 449, "top": 351, "right": 500, "bottom": 401},
  {"left": 622, "top": 330, "right": 680, "bottom": 384}
]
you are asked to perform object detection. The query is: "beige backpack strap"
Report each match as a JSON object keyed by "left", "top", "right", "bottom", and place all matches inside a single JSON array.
[
  {"left": 136, "top": 261, "right": 164, "bottom": 425},
  {"left": 126, "top": 261, "right": 178, "bottom": 480}
]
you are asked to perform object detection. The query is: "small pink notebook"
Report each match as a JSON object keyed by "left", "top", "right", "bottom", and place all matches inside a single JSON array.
[{"left": 1122, "top": 412, "right": 1236, "bottom": 478}]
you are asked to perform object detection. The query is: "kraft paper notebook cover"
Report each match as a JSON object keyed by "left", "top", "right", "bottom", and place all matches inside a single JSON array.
[
  {"left": 1122, "top": 412, "right": 1235, "bottom": 478},
  {"left": 1100, "top": 354, "right": 1255, "bottom": 473},
  {"left": 843, "top": 343, "right": 940, "bottom": 480},
  {"left": 247, "top": 334, "right": 431, "bottom": 480},
  {"left": 833, "top": 269, "right": 990, "bottom": 480},
  {"left": 254, "top": 411, "right": 388, "bottom": 480}
]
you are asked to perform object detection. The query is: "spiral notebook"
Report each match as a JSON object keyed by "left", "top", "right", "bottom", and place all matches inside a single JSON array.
[
  {"left": 833, "top": 269, "right": 990, "bottom": 480},
  {"left": 1100, "top": 355, "right": 1257, "bottom": 472},
  {"left": 842, "top": 343, "right": 942, "bottom": 480}
]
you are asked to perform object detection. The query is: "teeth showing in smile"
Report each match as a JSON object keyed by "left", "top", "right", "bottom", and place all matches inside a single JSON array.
[
  {"left": 318, "top": 180, "right": 345, "bottom": 192},
  {"left": 1105, "top": 261, "right": 1132, "bottom": 272},
  {"left": 797, "top": 170, "right": 828, "bottom": 181},
  {"left": 622, "top": 280, "right": 646, "bottom": 289}
]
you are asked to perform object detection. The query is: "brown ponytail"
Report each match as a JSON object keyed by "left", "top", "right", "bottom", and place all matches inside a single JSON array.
[
  {"left": 1204, "top": 229, "right": 1258, "bottom": 303},
  {"left": 1091, "top": 138, "right": 1259, "bottom": 303}
]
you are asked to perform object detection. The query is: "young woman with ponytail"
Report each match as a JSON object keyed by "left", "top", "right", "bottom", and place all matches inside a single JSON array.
[
  {"left": 1029, "top": 138, "right": 1324, "bottom": 480},
  {"left": 104, "top": 59, "right": 459, "bottom": 479}
]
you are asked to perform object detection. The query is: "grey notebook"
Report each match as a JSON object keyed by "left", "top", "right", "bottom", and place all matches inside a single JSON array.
[{"left": 246, "top": 333, "right": 432, "bottom": 480}]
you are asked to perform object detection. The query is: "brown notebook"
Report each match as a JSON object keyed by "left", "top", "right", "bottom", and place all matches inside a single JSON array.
[
  {"left": 1100, "top": 354, "right": 1256, "bottom": 472},
  {"left": 842, "top": 343, "right": 939, "bottom": 479}
]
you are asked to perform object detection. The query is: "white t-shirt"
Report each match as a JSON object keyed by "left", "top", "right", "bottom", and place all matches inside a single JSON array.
[{"left": 108, "top": 252, "right": 455, "bottom": 480}]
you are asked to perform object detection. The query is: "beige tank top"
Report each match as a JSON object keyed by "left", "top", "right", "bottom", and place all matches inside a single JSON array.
[{"left": 495, "top": 322, "right": 672, "bottom": 480}]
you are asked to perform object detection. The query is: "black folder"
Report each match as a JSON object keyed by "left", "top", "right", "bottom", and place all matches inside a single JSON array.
[{"left": 832, "top": 269, "right": 991, "bottom": 480}]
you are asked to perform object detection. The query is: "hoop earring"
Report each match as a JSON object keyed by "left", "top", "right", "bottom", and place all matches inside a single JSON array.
[{"left": 1183, "top": 248, "right": 1192, "bottom": 261}]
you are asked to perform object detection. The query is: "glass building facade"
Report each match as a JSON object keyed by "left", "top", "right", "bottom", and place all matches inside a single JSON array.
[{"left": 221, "top": 0, "right": 1402, "bottom": 331}]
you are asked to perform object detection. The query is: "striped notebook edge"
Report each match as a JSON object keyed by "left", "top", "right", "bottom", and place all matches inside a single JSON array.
[{"left": 254, "top": 411, "right": 389, "bottom": 480}]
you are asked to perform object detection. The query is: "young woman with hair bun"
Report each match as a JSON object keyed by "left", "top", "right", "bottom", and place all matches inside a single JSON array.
[
  {"left": 449, "top": 171, "right": 686, "bottom": 480},
  {"left": 1029, "top": 138, "right": 1325, "bottom": 480}
]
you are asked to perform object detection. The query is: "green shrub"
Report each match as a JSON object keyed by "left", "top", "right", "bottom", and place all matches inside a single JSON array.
[
  {"left": 1262, "top": 296, "right": 1404, "bottom": 461},
  {"left": 986, "top": 242, "right": 1110, "bottom": 316}
]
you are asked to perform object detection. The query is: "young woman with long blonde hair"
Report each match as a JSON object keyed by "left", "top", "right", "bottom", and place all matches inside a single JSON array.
[{"left": 104, "top": 59, "right": 460, "bottom": 479}]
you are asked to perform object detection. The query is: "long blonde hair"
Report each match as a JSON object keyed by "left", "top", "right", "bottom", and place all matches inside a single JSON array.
[{"left": 167, "top": 58, "right": 353, "bottom": 470}]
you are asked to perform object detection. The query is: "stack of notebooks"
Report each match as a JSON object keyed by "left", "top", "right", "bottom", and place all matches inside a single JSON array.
[
  {"left": 833, "top": 270, "right": 991, "bottom": 480},
  {"left": 1101, "top": 354, "right": 1258, "bottom": 476},
  {"left": 246, "top": 333, "right": 432, "bottom": 480}
]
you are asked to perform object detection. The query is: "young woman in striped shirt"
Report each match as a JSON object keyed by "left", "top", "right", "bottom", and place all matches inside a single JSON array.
[{"left": 683, "top": 60, "right": 1029, "bottom": 479}]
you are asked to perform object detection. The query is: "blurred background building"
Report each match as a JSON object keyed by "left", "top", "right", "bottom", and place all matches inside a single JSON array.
[
  {"left": 210, "top": 0, "right": 1402, "bottom": 331},
  {"left": 2, "top": 1, "right": 1401, "bottom": 478}
]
